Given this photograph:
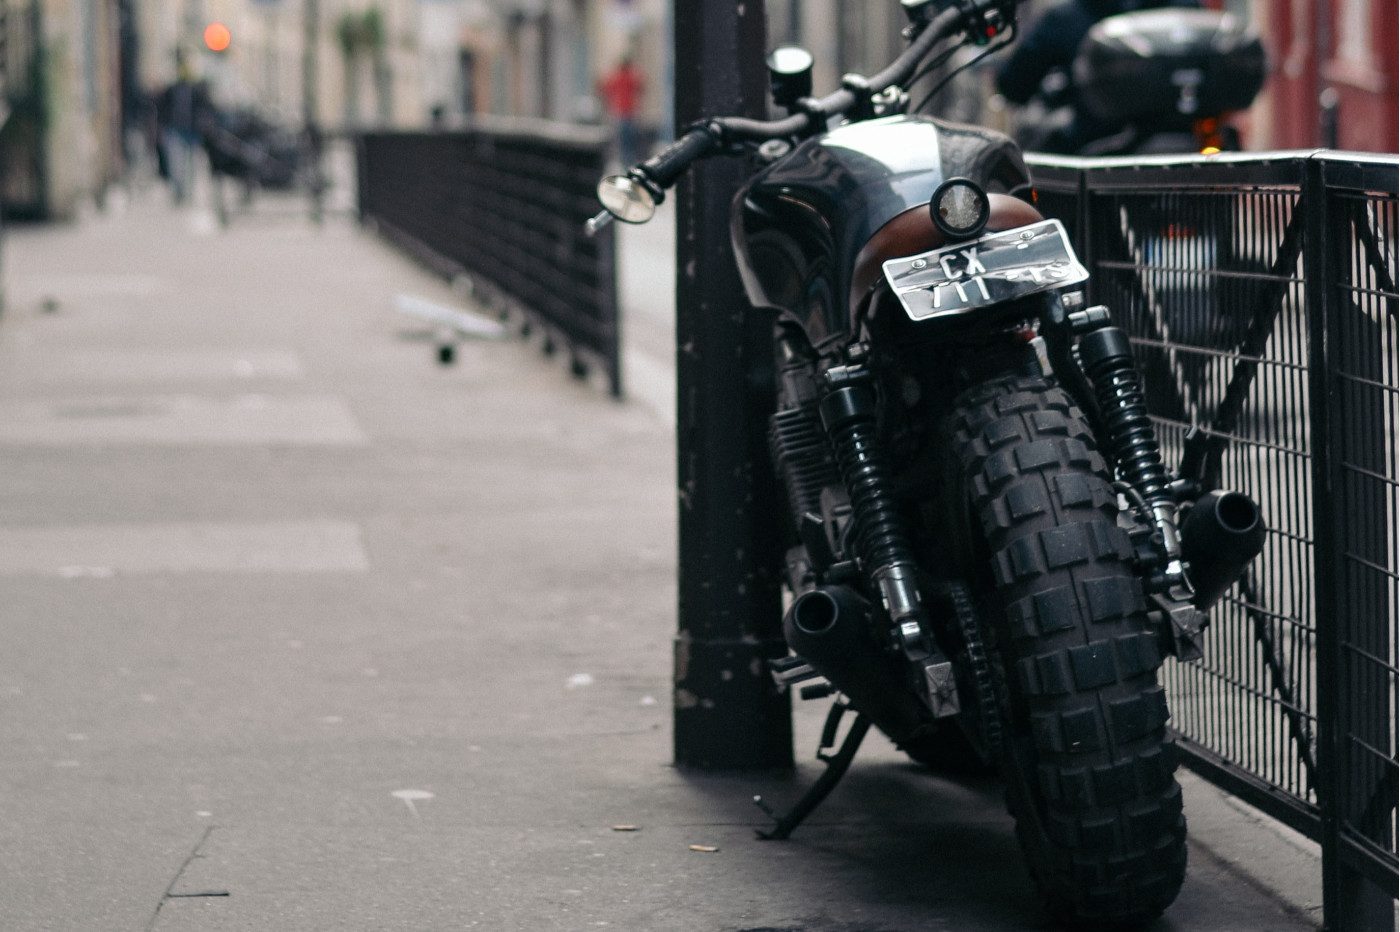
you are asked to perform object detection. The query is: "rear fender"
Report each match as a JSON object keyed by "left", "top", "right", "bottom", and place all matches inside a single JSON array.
[{"left": 848, "top": 194, "right": 1046, "bottom": 322}]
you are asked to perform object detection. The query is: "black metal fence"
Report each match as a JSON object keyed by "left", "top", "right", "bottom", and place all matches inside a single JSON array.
[
  {"left": 1030, "top": 151, "right": 1398, "bottom": 927},
  {"left": 356, "top": 119, "right": 620, "bottom": 396}
]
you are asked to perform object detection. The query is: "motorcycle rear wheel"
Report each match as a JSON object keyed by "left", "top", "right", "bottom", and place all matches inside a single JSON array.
[{"left": 948, "top": 374, "right": 1186, "bottom": 927}]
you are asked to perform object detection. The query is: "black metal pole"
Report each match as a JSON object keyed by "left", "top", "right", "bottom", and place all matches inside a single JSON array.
[
  {"left": 672, "top": 0, "right": 793, "bottom": 770},
  {"left": 1310, "top": 159, "right": 1398, "bottom": 932},
  {"left": 1304, "top": 155, "right": 1346, "bottom": 932}
]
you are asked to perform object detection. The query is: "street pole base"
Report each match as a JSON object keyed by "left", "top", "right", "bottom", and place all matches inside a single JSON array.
[{"left": 674, "top": 635, "right": 793, "bottom": 771}]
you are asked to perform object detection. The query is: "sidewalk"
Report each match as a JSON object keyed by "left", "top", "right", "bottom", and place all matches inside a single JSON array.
[{"left": 0, "top": 187, "right": 1318, "bottom": 930}]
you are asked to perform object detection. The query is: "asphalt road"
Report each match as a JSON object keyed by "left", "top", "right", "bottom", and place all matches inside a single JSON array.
[{"left": 0, "top": 183, "right": 1321, "bottom": 930}]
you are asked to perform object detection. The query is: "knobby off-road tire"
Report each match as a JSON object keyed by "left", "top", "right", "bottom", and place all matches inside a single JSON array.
[{"left": 949, "top": 375, "right": 1186, "bottom": 928}]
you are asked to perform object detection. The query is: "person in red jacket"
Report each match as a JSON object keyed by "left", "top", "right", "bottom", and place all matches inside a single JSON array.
[{"left": 598, "top": 58, "right": 645, "bottom": 165}]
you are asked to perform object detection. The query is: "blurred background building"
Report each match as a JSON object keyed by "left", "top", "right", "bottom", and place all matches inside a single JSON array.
[
  {"left": 0, "top": 0, "right": 125, "bottom": 218},
  {"left": 0, "top": 0, "right": 1394, "bottom": 219},
  {"left": 769, "top": 0, "right": 1396, "bottom": 154}
]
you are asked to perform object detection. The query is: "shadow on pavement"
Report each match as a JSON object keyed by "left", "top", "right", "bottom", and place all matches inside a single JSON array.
[{"left": 675, "top": 758, "right": 1056, "bottom": 930}]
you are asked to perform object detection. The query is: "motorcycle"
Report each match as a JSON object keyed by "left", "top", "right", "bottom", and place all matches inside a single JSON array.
[
  {"left": 1015, "top": 7, "right": 1268, "bottom": 157},
  {"left": 587, "top": 0, "right": 1265, "bottom": 925},
  {"left": 1055, "top": 9, "right": 1270, "bottom": 394}
]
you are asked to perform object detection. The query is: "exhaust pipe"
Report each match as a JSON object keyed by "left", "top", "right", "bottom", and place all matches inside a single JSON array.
[
  {"left": 1180, "top": 490, "right": 1266, "bottom": 610},
  {"left": 783, "top": 586, "right": 927, "bottom": 742}
]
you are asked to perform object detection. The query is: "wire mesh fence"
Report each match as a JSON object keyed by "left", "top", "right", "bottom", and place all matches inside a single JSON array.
[
  {"left": 1030, "top": 151, "right": 1398, "bottom": 925},
  {"left": 1317, "top": 159, "right": 1398, "bottom": 899}
]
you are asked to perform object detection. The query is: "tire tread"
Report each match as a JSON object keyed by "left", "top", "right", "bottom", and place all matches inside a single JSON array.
[{"left": 950, "top": 374, "right": 1185, "bottom": 927}]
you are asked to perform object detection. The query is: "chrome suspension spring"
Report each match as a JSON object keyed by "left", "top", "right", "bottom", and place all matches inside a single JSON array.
[
  {"left": 818, "top": 380, "right": 914, "bottom": 574},
  {"left": 1090, "top": 364, "right": 1172, "bottom": 506},
  {"left": 1079, "top": 325, "right": 1184, "bottom": 564},
  {"left": 829, "top": 416, "right": 910, "bottom": 571},
  {"left": 818, "top": 369, "right": 959, "bottom": 715}
]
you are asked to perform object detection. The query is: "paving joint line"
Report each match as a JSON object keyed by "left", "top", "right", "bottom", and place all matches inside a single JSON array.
[{"left": 145, "top": 825, "right": 228, "bottom": 930}]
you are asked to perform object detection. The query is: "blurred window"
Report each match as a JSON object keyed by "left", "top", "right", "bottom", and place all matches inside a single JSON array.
[{"left": 1337, "top": 0, "right": 1372, "bottom": 67}]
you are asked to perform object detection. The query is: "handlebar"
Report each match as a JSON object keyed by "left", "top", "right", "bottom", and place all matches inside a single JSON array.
[
  {"left": 700, "top": 2, "right": 960, "bottom": 149},
  {"left": 652, "top": 0, "right": 1019, "bottom": 161},
  {"left": 588, "top": 0, "right": 1025, "bottom": 233},
  {"left": 637, "top": 126, "right": 722, "bottom": 190}
]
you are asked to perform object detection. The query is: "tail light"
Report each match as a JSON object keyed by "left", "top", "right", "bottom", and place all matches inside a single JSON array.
[{"left": 1194, "top": 117, "right": 1225, "bottom": 155}]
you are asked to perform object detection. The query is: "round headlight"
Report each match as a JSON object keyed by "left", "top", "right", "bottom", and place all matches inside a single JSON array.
[{"left": 930, "top": 178, "right": 991, "bottom": 240}]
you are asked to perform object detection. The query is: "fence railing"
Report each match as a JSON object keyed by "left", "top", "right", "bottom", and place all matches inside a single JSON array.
[
  {"left": 1030, "top": 150, "right": 1398, "bottom": 928},
  {"left": 356, "top": 119, "right": 620, "bottom": 396}
]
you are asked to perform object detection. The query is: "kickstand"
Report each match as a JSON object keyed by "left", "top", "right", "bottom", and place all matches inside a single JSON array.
[{"left": 753, "top": 701, "right": 871, "bottom": 840}]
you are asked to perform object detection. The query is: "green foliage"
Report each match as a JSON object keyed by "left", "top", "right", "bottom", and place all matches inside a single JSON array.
[{"left": 335, "top": 7, "right": 386, "bottom": 60}]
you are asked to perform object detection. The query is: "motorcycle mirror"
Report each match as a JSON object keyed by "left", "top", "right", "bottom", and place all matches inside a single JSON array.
[
  {"left": 596, "top": 175, "right": 657, "bottom": 225},
  {"left": 767, "top": 46, "right": 814, "bottom": 110}
]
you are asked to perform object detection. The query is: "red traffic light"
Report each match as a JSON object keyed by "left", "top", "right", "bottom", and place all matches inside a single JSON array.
[{"left": 204, "top": 22, "right": 231, "bottom": 53}]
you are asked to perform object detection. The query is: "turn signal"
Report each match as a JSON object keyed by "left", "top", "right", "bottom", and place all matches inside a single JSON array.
[{"left": 1194, "top": 117, "right": 1224, "bottom": 156}]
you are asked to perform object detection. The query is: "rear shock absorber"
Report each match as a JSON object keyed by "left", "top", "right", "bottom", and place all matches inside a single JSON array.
[
  {"left": 1077, "top": 322, "right": 1184, "bottom": 565},
  {"left": 1073, "top": 310, "right": 1214, "bottom": 660},
  {"left": 818, "top": 364, "right": 958, "bottom": 718}
]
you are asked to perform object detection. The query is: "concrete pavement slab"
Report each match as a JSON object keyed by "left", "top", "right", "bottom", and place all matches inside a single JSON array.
[
  {"left": 0, "top": 520, "right": 369, "bottom": 575},
  {"left": 0, "top": 393, "right": 367, "bottom": 446},
  {"left": 2, "top": 349, "right": 305, "bottom": 385}
]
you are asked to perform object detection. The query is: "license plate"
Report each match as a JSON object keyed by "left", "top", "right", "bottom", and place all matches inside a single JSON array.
[{"left": 882, "top": 219, "right": 1088, "bottom": 322}]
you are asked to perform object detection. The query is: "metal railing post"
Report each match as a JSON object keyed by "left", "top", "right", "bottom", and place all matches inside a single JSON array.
[
  {"left": 672, "top": 0, "right": 793, "bottom": 770},
  {"left": 1310, "top": 155, "right": 1399, "bottom": 932},
  {"left": 1304, "top": 154, "right": 1347, "bottom": 932}
]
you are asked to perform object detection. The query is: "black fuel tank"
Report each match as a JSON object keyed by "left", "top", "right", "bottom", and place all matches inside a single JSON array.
[{"left": 732, "top": 114, "right": 1031, "bottom": 348}]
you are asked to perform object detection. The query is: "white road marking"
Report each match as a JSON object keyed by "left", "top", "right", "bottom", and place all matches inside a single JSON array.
[{"left": 391, "top": 789, "right": 434, "bottom": 818}]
